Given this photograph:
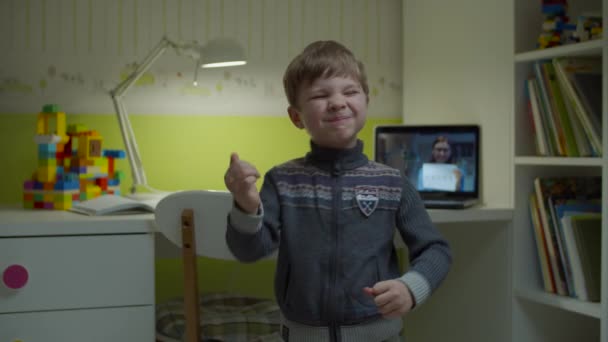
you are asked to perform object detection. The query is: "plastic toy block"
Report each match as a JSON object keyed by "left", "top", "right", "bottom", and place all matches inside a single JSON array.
[
  {"left": 39, "top": 158, "right": 57, "bottom": 167},
  {"left": 43, "top": 182, "right": 55, "bottom": 191},
  {"left": 34, "top": 202, "right": 44, "bottom": 209},
  {"left": 92, "top": 158, "right": 108, "bottom": 167},
  {"left": 67, "top": 124, "right": 89, "bottom": 134},
  {"left": 96, "top": 177, "right": 109, "bottom": 191},
  {"left": 54, "top": 180, "right": 80, "bottom": 191},
  {"left": 33, "top": 181, "right": 44, "bottom": 190},
  {"left": 71, "top": 157, "right": 87, "bottom": 167},
  {"left": 54, "top": 201, "right": 72, "bottom": 210},
  {"left": 37, "top": 166, "right": 57, "bottom": 182},
  {"left": 72, "top": 193, "right": 80, "bottom": 201},
  {"left": 43, "top": 202, "right": 54, "bottom": 209},
  {"left": 103, "top": 150, "right": 126, "bottom": 158},
  {"left": 54, "top": 193, "right": 72, "bottom": 201},
  {"left": 23, "top": 193, "right": 34, "bottom": 201},
  {"left": 64, "top": 173, "right": 79, "bottom": 182},
  {"left": 114, "top": 170, "right": 125, "bottom": 180},
  {"left": 36, "top": 112, "right": 68, "bottom": 144},
  {"left": 43, "top": 193, "right": 54, "bottom": 202},
  {"left": 78, "top": 135, "right": 103, "bottom": 159},
  {"left": 42, "top": 104, "right": 60, "bottom": 113},
  {"left": 23, "top": 180, "right": 34, "bottom": 190},
  {"left": 38, "top": 144, "right": 57, "bottom": 153},
  {"left": 108, "top": 178, "right": 120, "bottom": 186},
  {"left": 23, "top": 201, "right": 34, "bottom": 209}
]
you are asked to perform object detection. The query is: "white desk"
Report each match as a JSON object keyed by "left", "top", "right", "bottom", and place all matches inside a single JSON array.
[
  {"left": 0, "top": 207, "right": 156, "bottom": 341},
  {"left": 0, "top": 205, "right": 513, "bottom": 341}
]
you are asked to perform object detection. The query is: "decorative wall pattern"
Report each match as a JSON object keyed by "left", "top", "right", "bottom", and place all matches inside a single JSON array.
[{"left": 0, "top": 0, "right": 402, "bottom": 117}]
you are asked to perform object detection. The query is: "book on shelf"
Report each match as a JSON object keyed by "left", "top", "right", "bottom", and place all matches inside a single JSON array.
[
  {"left": 571, "top": 213, "right": 602, "bottom": 302},
  {"left": 543, "top": 62, "right": 579, "bottom": 157},
  {"left": 526, "top": 79, "right": 550, "bottom": 155},
  {"left": 552, "top": 200, "right": 601, "bottom": 298},
  {"left": 529, "top": 193, "right": 556, "bottom": 293},
  {"left": 69, "top": 194, "right": 159, "bottom": 216},
  {"left": 531, "top": 176, "right": 602, "bottom": 299},
  {"left": 526, "top": 57, "right": 602, "bottom": 157},
  {"left": 553, "top": 56, "right": 602, "bottom": 156},
  {"left": 561, "top": 212, "right": 602, "bottom": 302}
]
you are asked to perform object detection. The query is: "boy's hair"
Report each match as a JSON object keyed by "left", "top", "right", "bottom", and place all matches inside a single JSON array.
[{"left": 283, "top": 40, "right": 369, "bottom": 108}]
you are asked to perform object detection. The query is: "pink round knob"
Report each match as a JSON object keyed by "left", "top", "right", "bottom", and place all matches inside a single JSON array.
[{"left": 3, "top": 264, "right": 29, "bottom": 289}]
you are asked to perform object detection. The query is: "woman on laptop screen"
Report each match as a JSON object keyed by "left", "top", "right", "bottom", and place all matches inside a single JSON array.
[{"left": 417, "top": 136, "right": 464, "bottom": 192}]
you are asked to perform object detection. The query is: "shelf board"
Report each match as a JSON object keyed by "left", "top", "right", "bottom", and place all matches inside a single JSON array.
[
  {"left": 514, "top": 156, "right": 604, "bottom": 166},
  {"left": 515, "top": 288, "right": 601, "bottom": 319},
  {"left": 515, "top": 40, "right": 604, "bottom": 62}
]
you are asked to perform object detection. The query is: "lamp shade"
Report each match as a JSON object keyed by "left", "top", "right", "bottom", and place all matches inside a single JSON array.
[{"left": 200, "top": 37, "right": 246, "bottom": 68}]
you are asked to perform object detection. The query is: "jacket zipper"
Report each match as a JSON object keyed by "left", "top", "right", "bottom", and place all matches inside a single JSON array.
[{"left": 328, "top": 166, "right": 342, "bottom": 342}]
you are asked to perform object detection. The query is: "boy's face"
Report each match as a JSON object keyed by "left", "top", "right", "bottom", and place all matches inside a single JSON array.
[{"left": 288, "top": 76, "right": 367, "bottom": 149}]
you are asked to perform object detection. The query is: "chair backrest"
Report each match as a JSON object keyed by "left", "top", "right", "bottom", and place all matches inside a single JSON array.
[{"left": 155, "top": 190, "right": 236, "bottom": 260}]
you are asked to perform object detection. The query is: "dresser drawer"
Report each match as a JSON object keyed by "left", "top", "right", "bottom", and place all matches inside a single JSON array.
[
  {"left": 0, "top": 234, "right": 154, "bottom": 313},
  {"left": 0, "top": 305, "right": 154, "bottom": 341}
]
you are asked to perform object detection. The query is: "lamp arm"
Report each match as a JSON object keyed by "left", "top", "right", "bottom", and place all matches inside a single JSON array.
[
  {"left": 109, "top": 35, "right": 180, "bottom": 194},
  {"left": 111, "top": 96, "right": 145, "bottom": 194},
  {"left": 111, "top": 36, "right": 178, "bottom": 97}
]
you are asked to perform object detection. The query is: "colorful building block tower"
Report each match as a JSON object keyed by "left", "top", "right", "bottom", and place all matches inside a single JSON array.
[{"left": 23, "top": 104, "right": 126, "bottom": 210}]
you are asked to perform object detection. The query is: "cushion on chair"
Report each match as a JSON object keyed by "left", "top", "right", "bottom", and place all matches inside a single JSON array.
[{"left": 156, "top": 293, "right": 282, "bottom": 342}]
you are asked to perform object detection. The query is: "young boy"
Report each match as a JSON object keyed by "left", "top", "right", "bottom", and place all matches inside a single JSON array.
[{"left": 224, "top": 40, "right": 452, "bottom": 342}]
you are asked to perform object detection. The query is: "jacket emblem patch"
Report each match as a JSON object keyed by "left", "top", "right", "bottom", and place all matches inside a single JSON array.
[{"left": 355, "top": 187, "right": 379, "bottom": 217}]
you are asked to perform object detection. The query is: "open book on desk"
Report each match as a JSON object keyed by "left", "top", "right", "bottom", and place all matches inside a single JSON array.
[{"left": 69, "top": 194, "right": 161, "bottom": 216}]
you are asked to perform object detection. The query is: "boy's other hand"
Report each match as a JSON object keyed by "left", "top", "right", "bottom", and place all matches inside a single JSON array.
[
  {"left": 363, "top": 280, "right": 414, "bottom": 318},
  {"left": 224, "top": 153, "right": 261, "bottom": 214}
]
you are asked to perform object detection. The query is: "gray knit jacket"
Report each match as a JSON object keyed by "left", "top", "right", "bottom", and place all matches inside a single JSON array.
[{"left": 226, "top": 140, "right": 452, "bottom": 329}]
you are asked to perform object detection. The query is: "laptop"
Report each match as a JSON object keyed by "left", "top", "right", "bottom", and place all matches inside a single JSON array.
[{"left": 374, "top": 125, "right": 480, "bottom": 209}]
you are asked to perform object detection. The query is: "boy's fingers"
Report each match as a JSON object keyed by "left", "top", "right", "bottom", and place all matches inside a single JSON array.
[
  {"left": 363, "top": 287, "right": 375, "bottom": 297},
  {"left": 372, "top": 281, "right": 391, "bottom": 294},
  {"left": 243, "top": 175, "right": 259, "bottom": 185},
  {"left": 230, "top": 152, "right": 240, "bottom": 165}
]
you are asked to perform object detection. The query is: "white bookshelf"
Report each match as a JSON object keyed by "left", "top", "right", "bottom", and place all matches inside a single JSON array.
[{"left": 512, "top": 0, "right": 607, "bottom": 341}]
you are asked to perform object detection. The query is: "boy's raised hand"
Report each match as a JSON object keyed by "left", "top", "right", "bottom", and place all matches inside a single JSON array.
[
  {"left": 363, "top": 280, "right": 414, "bottom": 318},
  {"left": 224, "top": 153, "right": 261, "bottom": 214}
]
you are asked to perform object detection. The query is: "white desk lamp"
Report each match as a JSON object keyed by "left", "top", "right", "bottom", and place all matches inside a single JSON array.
[{"left": 109, "top": 36, "right": 246, "bottom": 198}]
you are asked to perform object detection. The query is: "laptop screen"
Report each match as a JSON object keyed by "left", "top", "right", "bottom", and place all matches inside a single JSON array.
[{"left": 374, "top": 125, "right": 480, "bottom": 199}]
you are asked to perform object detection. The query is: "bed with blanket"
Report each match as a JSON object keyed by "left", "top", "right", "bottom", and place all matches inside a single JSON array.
[{"left": 155, "top": 292, "right": 282, "bottom": 342}]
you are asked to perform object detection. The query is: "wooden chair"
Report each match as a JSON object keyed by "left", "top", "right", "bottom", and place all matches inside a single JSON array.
[{"left": 155, "top": 190, "right": 234, "bottom": 342}]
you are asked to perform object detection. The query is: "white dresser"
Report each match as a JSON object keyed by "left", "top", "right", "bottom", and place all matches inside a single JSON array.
[{"left": 0, "top": 208, "right": 156, "bottom": 341}]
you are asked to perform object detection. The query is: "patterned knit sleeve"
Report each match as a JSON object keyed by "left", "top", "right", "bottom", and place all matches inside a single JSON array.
[
  {"left": 225, "top": 170, "right": 282, "bottom": 263},
  {"left": 395, "top": 178, "right": 452, "bottom": 306}
]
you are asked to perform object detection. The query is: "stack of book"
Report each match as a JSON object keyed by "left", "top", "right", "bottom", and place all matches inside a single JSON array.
[
  {"left": 529, "top": 176, "right": 602, "bottom": 301},
  {"left": 525, "top": 56, "right": 602, "bottom": 157}
]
